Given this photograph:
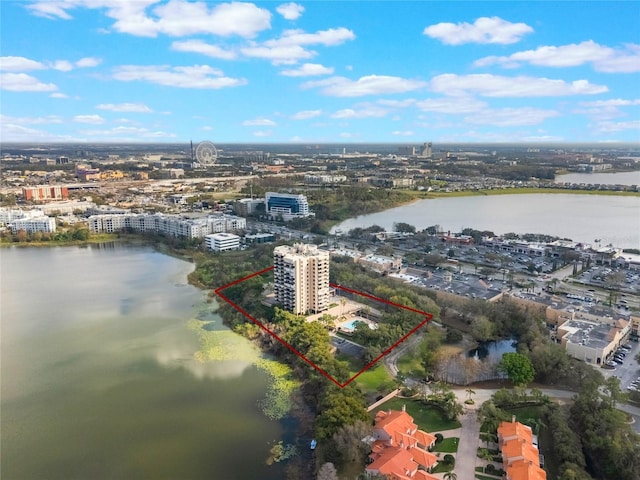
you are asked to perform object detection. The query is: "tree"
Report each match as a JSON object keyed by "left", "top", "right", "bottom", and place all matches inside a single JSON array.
[
  {"left": 394, "top": 222, "right": 416, "bottom": 234},
  {"left": 499, "top": 352, "right": 535, "bottom": 386},
  {"left": 316, "top": 462, "right": 338, "bottom": 480},
  {"left": 465, "top": 388, "right": 476, "bottom": 402},
  {"left": 331, "top": 420, "right": 372, "bottom": 466}
]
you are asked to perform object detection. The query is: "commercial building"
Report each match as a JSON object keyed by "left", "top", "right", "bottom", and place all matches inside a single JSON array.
[
  {"left": 303, "top": 174, "right": 347, "bottom": 184},
  {"left": 265, "top": 192, "right": 311, "bottom": 221},
  {"left": 205, "top": 233, "right": 240, "bottom": 252},
  {"left": 233, "top": 198, "right": 265, "bottom": 217},
  {"left": 22, "top": 186, "right": 69, "bottom": 202},
  {"left": 273, "top": 243, "right": 330, "bottom": 315},
  {"left": 557, "top": 318, "right": 630, "bottom": 365}
]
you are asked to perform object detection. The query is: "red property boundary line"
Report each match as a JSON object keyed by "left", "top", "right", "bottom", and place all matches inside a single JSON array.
[{"left": 215, "top": 265, "right": 433, "bottom": 388}]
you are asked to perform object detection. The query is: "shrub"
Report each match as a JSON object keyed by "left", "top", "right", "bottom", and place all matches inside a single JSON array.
[
  {"left": 443, "top": 454, "right": 455, "bottom": 467},
  {"left": 435, "top": 433, "right": 444, "bottom": 444},
  {"left": 486, "top": 464, "right": 496, "bottom": 474}
]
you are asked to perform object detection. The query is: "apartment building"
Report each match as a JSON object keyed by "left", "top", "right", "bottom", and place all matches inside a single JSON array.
[
  {"left": 10, "top": 216, "right": 56, "bottom": 233},
  {"left": 273, "top": 243, "right": 330, "bottom": 315},
  {"left": 22, "top": 186, "right": 69, "bottom": 202}
]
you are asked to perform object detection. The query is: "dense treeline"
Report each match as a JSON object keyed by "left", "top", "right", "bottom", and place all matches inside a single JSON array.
[
  {"left": 0, "top": 225, "right": 90, "bottom": 243},
  {"left": 569, "top": 377, "right": 640, "bottom": 480}
]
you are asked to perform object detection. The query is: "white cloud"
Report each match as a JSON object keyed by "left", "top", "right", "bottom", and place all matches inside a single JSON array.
[
  {"left": 339, "top": 132, "right": 357, "bottom": 138},
  {"left": 430, "top": 74, "right": 608, "bottom": 97},
  {"left": 0, "top": 123, "right": 76, "bottom": 142},
  {"left": 252, "top": 130, "right": 272, "bottom": 137},
  {"left": 291, "top": 109, "right": 323, "bottom": 120},
  {"left": 392, "top": 130, "right": 415, "bottom": 136},
  {"left": 580, "top": 98, "right": 640, "bottom": 107},
  {"left": 79, "top": 125, "right": 177, "bottom": 138},
  {"left": 52, "top": 60, "right": 74, "bottom": 71},
  {"left": 0, "top": 73, "right": 57, "bottom": 92},
  {"left": 240, "top": 44, "right": 313, "bottom": 65},
  {"left": 74, "top": 114, "right": 106, "bottom": 124},
  {"left": 242, "top": 118, "right": 277, "bottom": 126},
  {"left": 0, "top": 56, "right": 46, "bottom": 71},
  {"left": 96, "top": 102, "right": 154, "bottom": 112},
  {"left": 464, "top": 107, "right": 559, "bottom": 126},
  {"left": 280, "top": 63, "right": 334, "bottom": 77},
  {"left": 28, "top": 1, "right": 272, "bottom": 39},
  {"left": 277, "top": 2, "right": 304, "bottom": 20},
  {"left": 50, "top": 92, "right": 69, "bottom": 98},
  {"left": 171, "top": 40, "right": 237, "bottom": 59},
  {"left": 594, "top": 120, "right": 640, "bottom": 132},
  {"left": 113, "top": 64, "right": 247, "bottom": 89},
  {"left": 75, "top": 57, "right": 102, "bottom": 67},
  {"left": 0, "top": 114, "right": 63, "bottom": 125},
  {"left": 474, "top": 41, "right": 640, "bottom": 73},
  {"left": 242, "top": 27, "right": 355, "bottom": 65},
  {"left": 415, "top": 96, "right": 487, "bottom": 113},
  {"left": 377, "top": 99, "right": 416, "bottom": 108},
  {"left": 331, "top": 106, "right": 389, "bottom": 118},
  {"left": 303, "top": 75, "right": 427, "bottom": 97},
  {"left": 424, "top": 16, "right": 533, "bottom": 45},
  {"left": 201, "top": 126, "right": 213, "bottom": 131}
]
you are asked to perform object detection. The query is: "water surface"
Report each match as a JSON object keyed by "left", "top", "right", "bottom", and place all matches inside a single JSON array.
[{"left": 1, "top": 244, "right": 286, "bottom": 480}]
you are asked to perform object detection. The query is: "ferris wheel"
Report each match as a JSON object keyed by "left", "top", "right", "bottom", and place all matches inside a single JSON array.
[{"left": 195, "top": 141, "right": 218, "bottom": 165}]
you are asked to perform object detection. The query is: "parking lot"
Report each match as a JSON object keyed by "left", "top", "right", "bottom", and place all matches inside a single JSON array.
[{"left": 602, "top": 340, "right": 640, "bottom": 393}]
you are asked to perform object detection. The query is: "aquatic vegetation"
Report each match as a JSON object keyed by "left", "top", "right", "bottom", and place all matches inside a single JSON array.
[
  {"left": 189, "top": 319, "right": 298, "bottom": 420},
  {"left": 255, "top": 359, "right": 299, "bottom": 420},
  {"left": 265, "top": 441, "right": 299, "bottom": 465}
]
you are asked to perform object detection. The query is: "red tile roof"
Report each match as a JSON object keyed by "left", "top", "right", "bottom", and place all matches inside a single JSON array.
[{"left": 506, "top": 459, "right": 547, "bottom": 480}]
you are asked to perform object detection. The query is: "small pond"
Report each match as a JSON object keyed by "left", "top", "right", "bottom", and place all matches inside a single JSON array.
[{"left": 466, "top": 339, "right": 517, "bottom": 362}]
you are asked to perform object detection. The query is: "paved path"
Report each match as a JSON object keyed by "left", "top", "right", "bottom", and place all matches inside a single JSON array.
[{"left": 456, "top": 409, "right": 480, "bottom": 480}]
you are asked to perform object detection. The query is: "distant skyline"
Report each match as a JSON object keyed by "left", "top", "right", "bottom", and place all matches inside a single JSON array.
[{"left": 1, "top": 1, "right": 639, "bottom": 143}]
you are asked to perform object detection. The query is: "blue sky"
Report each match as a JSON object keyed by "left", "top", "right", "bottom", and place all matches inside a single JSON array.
[{"left": 1, "top": 1, "right": 639, "bottom": 143}]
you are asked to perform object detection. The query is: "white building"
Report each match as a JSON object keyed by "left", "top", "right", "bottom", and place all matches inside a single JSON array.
[
  {"left": 10, "top": 216, "right": 56, "bottom": 233},
  {"left": 0, "top": 208, "right": 44, "bottom": 225},
  {"left": 206, "top": 233, "right": 240, "bottom": 252},
  {"left": 87, "top": 213, "right": 245, "bottom": 239},
  {"left": 274, "top": 243, "right": 330, "bottom": 315}
]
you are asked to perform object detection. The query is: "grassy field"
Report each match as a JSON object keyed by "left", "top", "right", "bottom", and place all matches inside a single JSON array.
[{"left": 372, "top": 398, "right": 461, "bottom": 432}]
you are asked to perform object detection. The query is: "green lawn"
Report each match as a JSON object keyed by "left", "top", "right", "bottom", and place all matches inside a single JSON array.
[
  {"left": 431, "top": 461, "right": 454, "bottom": 473},
  {"left": 502, "top": 405, "right": 544, "bottom": 424},
  {"left": 396, "top": 349, "right": 425, "bottom": 377},
  {"left": 433, "top": 437, "right": 459, "bottom": 453},
  {"left": 372, "top": 398, "right": 461, "bottom": 431},
  {"left": 353, "top": 363, "right": 393, "bottom": 392}
]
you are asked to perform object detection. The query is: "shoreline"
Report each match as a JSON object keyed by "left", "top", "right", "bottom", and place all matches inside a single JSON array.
[{"left": 403, "top": 187, "right": 640, "bottom": 199}]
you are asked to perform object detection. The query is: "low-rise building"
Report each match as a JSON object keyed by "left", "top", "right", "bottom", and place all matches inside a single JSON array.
[
  {"left": 205, "top": 233, "right": 240, "bottom": 252},
  {"left": 233, "top": 198, "right": 265, "bottom": 216},
  {"left": 557, "top": 318, "right": 630, "bottom": 365},
  {"left": 366, "top": 407, "right": 438, "bottom": 479},
  {"left": 498, "top": 418, "right": 546, "bottom": 480}
]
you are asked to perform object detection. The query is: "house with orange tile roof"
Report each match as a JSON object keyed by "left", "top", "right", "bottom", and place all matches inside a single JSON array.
[
  {"left": 497, "top": 417, "right": 546, "bottom": 480},
  {"left": 366, "top": 407, "right": 438, "bottom": 479}
]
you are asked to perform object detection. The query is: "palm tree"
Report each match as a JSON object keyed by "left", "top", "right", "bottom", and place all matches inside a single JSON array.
[{"left": 465, "top": 388, "right": 476, "bottom": 402}]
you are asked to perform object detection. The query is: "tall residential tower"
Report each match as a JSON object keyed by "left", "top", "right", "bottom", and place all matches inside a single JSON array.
[{"left": 273, "top": 243, "right": 330, "bottom": 315}]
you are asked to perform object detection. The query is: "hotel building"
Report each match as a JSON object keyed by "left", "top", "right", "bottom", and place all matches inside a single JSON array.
[{"left": 274, "top": 243, "right": 330, "bottom": 315}]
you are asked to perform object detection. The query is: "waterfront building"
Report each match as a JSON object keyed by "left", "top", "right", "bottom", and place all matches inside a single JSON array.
[
  {"left": 205, "top": 233, "right": 240, "bottom": 252},
  {"left": 0, "top": 208, "right": 44, "bottom": 225},
  {"left": 273, "top": 243, "right": 330, "bottom": 315},
  {"left": 22, "top": 186, "right": 69, "bottom": 202},
  {"left": 87, "top": 213, "right": 245, "bottom": 239},
  {"left": 9, "top": 216, "right": 56, "bottom": 234},
  {"left": 265, "top": 192, "right": 311, "bottom": 221}
]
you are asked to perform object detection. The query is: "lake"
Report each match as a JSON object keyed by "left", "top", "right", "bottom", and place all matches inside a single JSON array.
[
  {"left": 331, "top": 194, "right": 640, "bottom": 249},
  {"left": 1, "top": 245, "right": 289, "bottom": 480},
  {"left": 555, "top": 170, "right": 640, "bottom": 186},
  {"left": 467, "top": 339, "right": 517, "bottom": 361}
]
